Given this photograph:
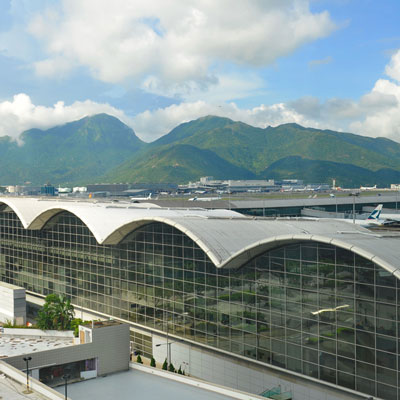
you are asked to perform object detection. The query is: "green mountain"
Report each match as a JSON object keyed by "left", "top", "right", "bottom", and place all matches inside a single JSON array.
[
  {"left": 2, "top": 113, "right": 400, "bottom": 187},
  {"left": 151, "top": 117, "right": 400, "bottom": 173},
  {"left": 105, "top": 144, "right": 256, "bottom": 183},
  {"left": 106, "top": 115, "right": 400, "bottom": 186},
  {"left": 261, "top": 156, "right": 400, "bottom": 187},
  {"left": 0, "top": 114, "right": 144, "bottom": 185}
]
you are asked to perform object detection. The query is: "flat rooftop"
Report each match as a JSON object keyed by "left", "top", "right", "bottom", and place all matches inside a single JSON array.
[
  {"left": 0, "top": 335, "right": 74, "bottom": 358},
  {"left": 55, "top": 368, "right": 242, "bottom": 400}
]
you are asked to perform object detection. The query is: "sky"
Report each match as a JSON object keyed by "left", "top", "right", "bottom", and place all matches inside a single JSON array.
[{"left": 0, "top": 0, "right": 400, "bottom": 143}]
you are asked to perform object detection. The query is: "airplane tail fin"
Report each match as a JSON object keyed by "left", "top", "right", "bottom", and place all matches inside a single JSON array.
[{"left": 367, "top": 204, "right": 383, "bottom": 220}]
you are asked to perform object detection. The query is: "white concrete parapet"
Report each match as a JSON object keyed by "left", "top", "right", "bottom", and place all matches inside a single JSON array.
[
  {"left": 0, "top": 360, "right": 67, "bottom": 399},
  {"left": 1, "top": 328, "right": 75, "bottom": 338}
]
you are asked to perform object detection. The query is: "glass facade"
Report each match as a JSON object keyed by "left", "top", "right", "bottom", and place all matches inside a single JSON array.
[{"left": 0, "top": 207, "right": 399, "bottom": 400}]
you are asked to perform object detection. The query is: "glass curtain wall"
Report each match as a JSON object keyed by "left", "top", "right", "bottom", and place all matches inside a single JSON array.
[{"left": 0, "top": 208, "right": 398, "bottom": 400}]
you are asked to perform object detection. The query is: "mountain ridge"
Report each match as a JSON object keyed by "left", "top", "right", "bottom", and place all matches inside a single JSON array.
[
  {"left": 106, "top": 114, "right": 400, "bottom": 185},
  {"left": 1, "top": 113, "right": 400, "bottom": 187}
]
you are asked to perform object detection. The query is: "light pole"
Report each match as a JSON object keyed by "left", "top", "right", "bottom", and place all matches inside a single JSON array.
[
  {"left": 156, "top": 338, "right": 184, "bottom": 366},
  {"left": 335, "top": 195, "right": 338, "bottom": 217},
  {"left": 63, "top": 374, "right": 70, "bottom": 400},
  {"left": 157, "top": 311, "right": 188, "bottom": 366},
  {"left": 330, "top": 194, "right": 338, "bottom": 217},
  {"left": 165, "top": 311, "right": 170, "bottom": 365},
  {"left": 263, "top": 196, "right": 265, "bottom": 217},
  {"left": 156, "top": 341, "right": 172, "bottom": 366},
  {"left": 349, "top": 193, "right": 357, "bottom": 224},
  {"left": 23, "top": 356, "right": 32, "bottom": 393}
]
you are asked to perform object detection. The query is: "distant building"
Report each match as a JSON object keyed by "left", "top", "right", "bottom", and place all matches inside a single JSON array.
[
  {"left": 86, "top": 184, "right": 129, "bottom": 194},
  {"left": 40, "top": 184, "right": 56, "bottom": 196},
  {"left": 58, "top": 187, "right": 72, "bottom": 193},
  {"left": 73, "top": 186, "right": 87, "bottom": 193},
  {"left": 6, "top": 185, "right": 26, "bottom": 194},
  {"left": 200, "top": 176, "right": 214, "bottom": 185},
  {"left": 180, "top": 177, "right": 277, "bottom": 193}
]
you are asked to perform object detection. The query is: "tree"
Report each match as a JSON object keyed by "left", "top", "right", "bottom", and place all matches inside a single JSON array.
[{"left": 37, "top": 294, "right": 75, "bottom": 330}]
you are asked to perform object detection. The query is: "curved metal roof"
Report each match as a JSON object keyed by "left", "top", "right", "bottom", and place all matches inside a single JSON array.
[{"left": 1, "top": 197, "right": 400, "bottom": 279}]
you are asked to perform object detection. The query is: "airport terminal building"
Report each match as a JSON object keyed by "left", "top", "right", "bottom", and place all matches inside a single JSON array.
[{"left": 0, "top": 197, "right": 399, "bottom": 400}]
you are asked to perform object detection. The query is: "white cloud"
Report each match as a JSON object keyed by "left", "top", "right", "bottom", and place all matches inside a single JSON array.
[
  {"left": 350, "top": 78, "right": 400, "bottom": 140},
  {"left": 132, "top": 50, "right": 400, "bottom": 142},
  {"left": 4, "top": 48, "right": 400, "bottom": 145},
  {"left": 27, "top": 0, "right": 336, "bottom": 95},
  {"left": 34, "top": 56, "right": 75, "bottom": 78},
  {"left": 0, "top": 93, "right": 132, "bottom": 142},
  {"left": 385, "top": 49, "right": 400, "bottom": 82}
]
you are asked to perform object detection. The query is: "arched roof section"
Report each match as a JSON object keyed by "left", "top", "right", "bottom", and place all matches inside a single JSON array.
[
  {"left": 221, "top": 233, "right": 400, "bottom": 280},
  {"left": 0, "top": 197, "right": 400, "bottom": 280},
  {"left": 0, "top": 198, "right": 41, "bottom": 228},
  {"left": 0, "top": 196, "right": 243, "bottom": 246}
]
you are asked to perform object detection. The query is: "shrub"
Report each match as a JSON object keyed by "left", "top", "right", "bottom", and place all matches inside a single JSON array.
[
  {"left": 136, "top": 354, "right": 143, "bottom": 364},
  {"left": 162, "top": 359, "right": 168, "bottom": 370},
  {"left": 71, "top": 318, "right": 82, "bottom": 337},
  {"left": 168, "top": 363, "right": 175, "bottom": 372},
  {"left": 177, "top": 366, "right": 183, "bottom": 375},
  {"left": 150, "top": 357, "right": 156, "bottom": 367},
  {"left": 2, "top": 319, "right": 37, "bottom": 329}
]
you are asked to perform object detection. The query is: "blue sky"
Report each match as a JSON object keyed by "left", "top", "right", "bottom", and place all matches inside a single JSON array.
[{"left": 0, "top": 0, "right": 400, "bottom": 142}]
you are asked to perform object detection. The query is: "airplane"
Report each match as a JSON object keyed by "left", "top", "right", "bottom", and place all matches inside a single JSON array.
[
  {"left": 360, "top": 185, "right": 377, "bottom": 190},
  {"left": 337, "top": 204, "right": 389, "bottom": 227},
  {"left": 130, "top": 193, "right": 152, "bottom": 202},
  {"left": 188, "top": 196, "right": 221, "bottom": 202},
  {"left": 305, "top": 204, "right": 390, "bottom": 227},
  {"left": 379, "top": 210, "right": 400, "bottom": 223}
]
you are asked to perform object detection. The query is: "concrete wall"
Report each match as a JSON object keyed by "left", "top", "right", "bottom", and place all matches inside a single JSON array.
[
  {"left": 0, "top": 281, "right": 26, "bottom": 325},
  {"left": 91, "top": 323, "right": 130, "bottom": 375},
  {"left": 5, "top": 323, "right": 130, "bottom": 377},
  {"left": 152, "top": 334, "right": 367, "bottom": 400}
]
